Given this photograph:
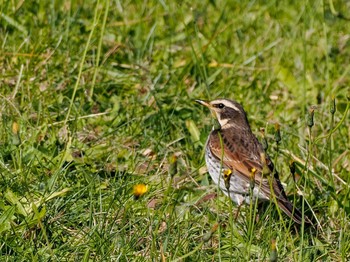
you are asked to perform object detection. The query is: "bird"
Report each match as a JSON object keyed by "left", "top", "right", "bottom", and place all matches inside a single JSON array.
[{"left": 196, "top": 98, "right": 310, "bottom": 224}]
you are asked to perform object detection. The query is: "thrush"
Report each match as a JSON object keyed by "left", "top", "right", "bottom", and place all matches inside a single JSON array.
[{"left": 196, "top": 98, "right": 309, "bottom": 224}]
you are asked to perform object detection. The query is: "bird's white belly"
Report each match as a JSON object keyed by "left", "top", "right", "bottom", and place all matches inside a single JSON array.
[{"left": 205, "top": 147, "right": 268, "bottom": 205}]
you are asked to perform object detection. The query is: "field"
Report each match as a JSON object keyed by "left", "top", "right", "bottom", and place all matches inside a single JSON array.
[{"left": 1, "top": 0, "right": 350, "bottom": 260}]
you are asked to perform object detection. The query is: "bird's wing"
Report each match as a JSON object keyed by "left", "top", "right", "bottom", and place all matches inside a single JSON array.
[
  {"left": 208, "top": 131, "right": 284, "bottom": 201},
  {"left": 208, "top": 130, "right": 308, "bottom": 224}
]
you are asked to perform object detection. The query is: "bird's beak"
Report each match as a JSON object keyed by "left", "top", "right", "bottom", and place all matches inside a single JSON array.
[
  {"left": 195, "top": 99, "right": 212, "bottom": 108},
  {"left": 196, "top": 100, "right": 217, "bottom": 119},
  {"left": 196, "top": 99, "right": 219, "bottom": 121}
]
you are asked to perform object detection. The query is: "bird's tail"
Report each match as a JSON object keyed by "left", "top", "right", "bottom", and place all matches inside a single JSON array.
[
  {"left": 277, "top": 197, "right": 312, "bottom": 225},
  {"left": 271, "top": 172, "right": 312, "bottom": 225}
]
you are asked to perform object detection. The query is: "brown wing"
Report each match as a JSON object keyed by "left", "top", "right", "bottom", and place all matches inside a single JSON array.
[
  {"left": 208, "top": 129, "right": 274, "bottom": 198},
  {"left": 209, "top": 129, "right": 307, "bottom": 224}
]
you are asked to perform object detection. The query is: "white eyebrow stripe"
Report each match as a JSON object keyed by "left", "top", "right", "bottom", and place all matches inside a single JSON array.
[
  {"left": 228, "top": 104, "right": 239, "bottom": 111},
  {"left": 218, "top": 100, "right": 239, "bottom": 111}
]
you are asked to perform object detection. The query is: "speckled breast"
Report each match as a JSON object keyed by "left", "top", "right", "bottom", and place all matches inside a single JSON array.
[{"left": 204, "top": 141, "right": 268, "bottom": 206}]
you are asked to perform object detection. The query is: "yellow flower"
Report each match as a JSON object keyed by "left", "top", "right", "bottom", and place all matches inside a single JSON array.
[{"left": 133, "top": 184, "right": 148, "bottom": 199}]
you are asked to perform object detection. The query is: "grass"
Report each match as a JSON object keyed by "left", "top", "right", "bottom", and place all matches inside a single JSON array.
[{"left": 1, "top": 0, "right": 350, "bottom": 260}]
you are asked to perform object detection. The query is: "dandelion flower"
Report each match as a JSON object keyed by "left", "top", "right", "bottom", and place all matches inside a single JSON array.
[{"left": 133, "top": 184, "right": 148, "bottom": 199}]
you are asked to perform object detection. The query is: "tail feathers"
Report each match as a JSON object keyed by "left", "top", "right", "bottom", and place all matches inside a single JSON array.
[
  {"left": 277, "top": 198, "right": 312, "bottom": 225},
  {"left": 272, "top": 172, "right": 312, "bottom": 225}
]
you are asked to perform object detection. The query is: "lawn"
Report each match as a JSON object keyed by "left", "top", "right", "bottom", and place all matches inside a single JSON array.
[{"left": 1, "top": 0, "right": 350, "bottom": 260}]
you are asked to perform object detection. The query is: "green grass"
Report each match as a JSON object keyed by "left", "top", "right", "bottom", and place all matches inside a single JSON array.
[{"left": 1, "top": 0, "right": 350, "bottom": 260}]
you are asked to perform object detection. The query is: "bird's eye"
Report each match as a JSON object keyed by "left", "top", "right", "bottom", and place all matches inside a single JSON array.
[{"left": 218, "top": 103, "right": 225, "bottom": 109}]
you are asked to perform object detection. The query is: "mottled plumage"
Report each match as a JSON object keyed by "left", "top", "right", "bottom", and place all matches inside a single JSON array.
[{"left": 197, "top": 98, "right": 310, "bottom": 224}]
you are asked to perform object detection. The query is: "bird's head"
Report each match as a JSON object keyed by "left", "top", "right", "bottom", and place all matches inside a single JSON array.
[{"left": 196, "top": 98, "right": 249, "bottom": 129}]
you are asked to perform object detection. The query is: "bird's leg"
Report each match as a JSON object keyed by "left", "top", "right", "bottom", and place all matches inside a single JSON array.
[
  {"left": 255, "top": 202, "right": 267, "bottom": 223},
  {"left": 234, "top": 202, "right": 244, "bottom": 221},
  {"left": 255, "top": 202, "right": 263, "bottom": 223}
]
